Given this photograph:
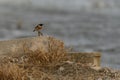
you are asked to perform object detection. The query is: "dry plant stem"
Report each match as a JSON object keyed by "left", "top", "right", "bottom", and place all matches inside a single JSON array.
[{"left": 0, "top": 63, "right": 25, "bottom": 80}]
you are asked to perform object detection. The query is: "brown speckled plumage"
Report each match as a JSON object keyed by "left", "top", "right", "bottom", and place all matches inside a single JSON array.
[{"left": 33, "top": 24, "right": 43, "bottom": 36}]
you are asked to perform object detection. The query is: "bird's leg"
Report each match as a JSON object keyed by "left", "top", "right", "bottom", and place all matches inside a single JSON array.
[
  {"left": 38, "top": 31, "right": 40, "bottom": 36},
  {"left": 40, "top": 32, "right": 43, "bottom": 36},
  {"left": 38, "top": 31, "right": 43, "bottom": 36}
]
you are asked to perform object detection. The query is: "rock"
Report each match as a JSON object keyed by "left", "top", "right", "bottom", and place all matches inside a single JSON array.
[{"left": 0, "top": 36, "right": 64, "bottom": 55}]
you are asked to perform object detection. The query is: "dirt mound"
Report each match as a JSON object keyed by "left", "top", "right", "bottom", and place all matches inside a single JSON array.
[{"left": 0, "top": 36, "right": 119, "bottom": 80}]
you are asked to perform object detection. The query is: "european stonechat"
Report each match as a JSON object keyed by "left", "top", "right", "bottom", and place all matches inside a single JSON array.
[{"left": 33, "top": 24, "right": 43, "bottom": 36}]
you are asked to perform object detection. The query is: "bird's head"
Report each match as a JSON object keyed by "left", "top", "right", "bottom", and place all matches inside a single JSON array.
[{"left": 38, "top": 24, "right": 43, "bottom": 26}]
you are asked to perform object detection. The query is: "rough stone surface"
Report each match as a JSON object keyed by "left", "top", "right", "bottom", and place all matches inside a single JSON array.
[{"left": 0, "top": 36, "right": 49, "bottom": 55}]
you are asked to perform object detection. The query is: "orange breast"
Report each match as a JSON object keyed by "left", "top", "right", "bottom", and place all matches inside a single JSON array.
[
  {"left": 35, "top": 26, "right": 42, "bottom": 30},
  {"left": 38, "top": 26, "right": 42, "bottom": 29}
]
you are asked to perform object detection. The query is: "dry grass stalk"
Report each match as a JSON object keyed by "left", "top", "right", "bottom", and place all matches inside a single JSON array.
[
  {"left": 0, "top": 63, "right": 25, "bottom": 80},
  {"left": 26, "top": 36, "right": 67, "bottom": 65}
]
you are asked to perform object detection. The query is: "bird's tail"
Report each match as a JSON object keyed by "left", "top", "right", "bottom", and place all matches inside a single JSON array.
[{"left": 33, "top": 29, "right": 35, "bottom": 32}]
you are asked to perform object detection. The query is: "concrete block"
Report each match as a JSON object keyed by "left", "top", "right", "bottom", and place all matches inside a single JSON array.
[{"left": 68, "top": 52, "right": 101, "bottom": 67}]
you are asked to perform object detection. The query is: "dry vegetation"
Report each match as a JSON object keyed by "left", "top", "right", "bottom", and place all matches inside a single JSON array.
[
  {"left": 25, "top": 37, "right": 67, "bottom": 65},
  {"left": 0, "top": 63, "right": 25, "bottom": 80},
  {"left": 0, "top": 36, "right": 120, "bottom": 80}
]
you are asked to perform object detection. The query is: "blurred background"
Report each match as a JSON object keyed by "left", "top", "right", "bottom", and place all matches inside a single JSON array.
[{"left": 0, "top": 0, "right": 120, "bottom": 69}]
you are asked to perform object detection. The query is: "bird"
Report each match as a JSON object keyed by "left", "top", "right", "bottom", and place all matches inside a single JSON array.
[{"left": 33, "top": 24, "right": 43, "bottom": 36}]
